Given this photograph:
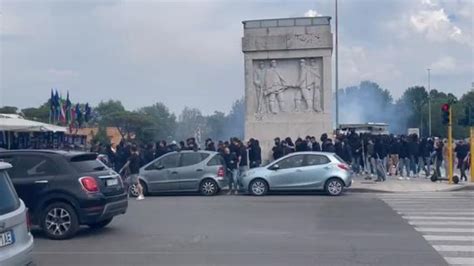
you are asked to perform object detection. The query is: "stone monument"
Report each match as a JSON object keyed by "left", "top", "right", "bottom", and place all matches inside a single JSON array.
[{"left": 242, "top": 17, "right": 333, "bottom": 161}]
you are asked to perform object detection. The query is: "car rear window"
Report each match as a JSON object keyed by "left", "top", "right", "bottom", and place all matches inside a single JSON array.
[
  {"left": 207, "top": 154, "right": 225, "bottom": 166},
  {"left": 180, "top": 152, "right": 209, "bottom": 167},
  {"left": 0, "top": 171, "right": 20, "bottom": 215},
  {"left": 70, "top": 154, "right": 107, "bottom": 173}
]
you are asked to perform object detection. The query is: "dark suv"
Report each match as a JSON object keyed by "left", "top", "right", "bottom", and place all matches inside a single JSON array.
[{"left": 0, "top": 150, "right": 128, "bottom": 240}]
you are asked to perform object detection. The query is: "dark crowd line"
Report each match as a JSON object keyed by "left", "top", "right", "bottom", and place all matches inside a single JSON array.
[{"left": 91, "top": 131, "right": 471, "bottom": 183}]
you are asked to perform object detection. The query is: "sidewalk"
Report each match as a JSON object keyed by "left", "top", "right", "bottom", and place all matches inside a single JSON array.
[{"left": 350, "top": 175, "right": 474, "bottom": 193}]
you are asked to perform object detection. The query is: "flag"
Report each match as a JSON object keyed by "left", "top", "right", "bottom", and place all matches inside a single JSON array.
[
  {"left": 49, "top": 89, "right": 54, "bottom": 123},
  {"left": 84, "top": 103, "right": 91, "bottom": 123},
  {"left": 65, "top": 91, "right": 72, "bottom": 125},
  {"left": 54, "top": 90, "right": 60, "bottom": 123},
  {"left": 59, "top": 93, "right": 66, "bottom": 125}
]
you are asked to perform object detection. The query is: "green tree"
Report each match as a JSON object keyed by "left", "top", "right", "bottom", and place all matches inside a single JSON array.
[
  {"left": 0, "top": 106, "right": 18, "bottom": 114},
  {"left": 91, "top": 125, "right": 111, "bottom": 145},
  {"left": 21, "top": 102, "right": 50, "bottom": 123},
  {"left": 94, "top": 100, "right": 126, "bottom": 123},
  {"left": 206, "top": 111, "right": 226, "bottom": 141},
  {"left": 176, "top": 107, "right": 206, "bottom": 142},
  {"left": 397, "top": 86, "right": 429, "bottom": 134},
  {"left": 138, "top": 102, "right": 177, "bottom": 142}
]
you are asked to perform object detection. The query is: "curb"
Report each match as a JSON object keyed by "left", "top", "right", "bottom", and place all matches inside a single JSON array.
[{"left": 348, "top": 184, "right": 474, "bottom": 193}]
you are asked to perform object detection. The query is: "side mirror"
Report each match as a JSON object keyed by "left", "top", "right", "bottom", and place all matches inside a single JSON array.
[{"left": 270, "top": 164, "right": 280, "bottom": 171}]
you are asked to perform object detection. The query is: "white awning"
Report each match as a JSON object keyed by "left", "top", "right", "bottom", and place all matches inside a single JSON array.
[{"left": 0, "top": 114, "right": 67, "bottom": 133}]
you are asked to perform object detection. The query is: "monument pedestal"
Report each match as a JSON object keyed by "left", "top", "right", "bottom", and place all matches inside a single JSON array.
[{"left": 242, "top": 17, "right": 334, "bottom": 161}]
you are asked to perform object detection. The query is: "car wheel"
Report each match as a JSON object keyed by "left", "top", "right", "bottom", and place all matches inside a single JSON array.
[
  {"left": 453, "top": 175, "right": 459, "bottom": 184},
  {"left": 249, "top": 179, "right": 268, "bottom": 196},
  {"left": 325, "top": 178, "right": 344, "bottom": 196},
  {"left": 200, "top": 179, "right": 218, "bottom": 196},
  {"left": 129, "top": 184, "right": 139, "bottom": 197},
  {"left": 41, "top": 202, "right": 79, "bottom": 240},
  {"left": 88, "top": 218, "right": 113, "bottom": 229}
]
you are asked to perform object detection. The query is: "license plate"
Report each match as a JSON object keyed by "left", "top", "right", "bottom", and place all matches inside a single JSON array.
[
  {"left": 0, "top": 230, "right": 14, "bottom": 248},
  {"left": 106, "top": 178, "right": 119, "bottom": 186}
]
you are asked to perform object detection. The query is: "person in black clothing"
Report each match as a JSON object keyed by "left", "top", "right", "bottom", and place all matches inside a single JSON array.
[
  {"left": 238, "top": 140, "right": 248, "bottom": 176},
  {"left": 224, "top": 147, "right": 239, "bottom": 194},
  {"left": 310, "top": 136, "right": 321, "bottom": 152},
  {"left": 120, "top": 145, "right": 144, "bottom": 200},
  {"left": 248, "top": 138, "right": 262, "bottom": 168},
  {"left": 105, "top": 144, "right": 116, "bottom": 169},
  {"left": 399, "top": 137, "right": 410, "bottom": 178},
  {"left": 179, "top": 141, "right": 186, "bottom": 151},
  {"left": 295, "top": 138, "right": 306, "bottom": 152},
  {"left": 434, "top": 139, "right": 444, "bottom": 178},
  {"left": 407, "top": 134, "right": 419, "bottom": 177},
  {"left": 205, "top": 139, "right": 216, "bottom": 152},
  {"left": 143, "top": 143, "right": 155, "bottom": 165},
  {"left": 272, "top": 138, "right": 284, "bottom": 160},
  {"left": 455, "top": 140, "right": 469, "bottom": 181},
  {"left": 155, "top": 140, "right": 169, "bottom": 158},
  {"left": 217, "top": 141, "right": 225, "bottom": 155}
]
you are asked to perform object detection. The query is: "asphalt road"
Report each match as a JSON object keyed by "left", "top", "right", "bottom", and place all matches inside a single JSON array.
[{"left": 32, "top": 192, "right": 448, "bottom": 266}]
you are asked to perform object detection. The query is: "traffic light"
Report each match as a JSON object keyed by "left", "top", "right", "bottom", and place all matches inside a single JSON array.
[{"left": 441, "top": 103, "right": 450, "bottom": 125}]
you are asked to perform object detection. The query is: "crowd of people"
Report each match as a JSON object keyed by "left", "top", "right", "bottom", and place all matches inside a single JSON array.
[
  {"left": 91, "top": 131, "right": 472, "bottom": 189},
  {"left": 268, "top": 131, "right": 471, "bottom": 182}
]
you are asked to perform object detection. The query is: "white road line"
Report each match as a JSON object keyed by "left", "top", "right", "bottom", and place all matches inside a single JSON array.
[
  {"left": 394, "top": 208, "right": 474, "bottom": 212},
  {"left": 415, "top": 227, "right": 474, "bottom": 233},
  {"left": 409, "top": 221, "right": 474, "bottom": 226},
  {"left": 432, "top": 245, "right": 474, "bottom": 252},
  {"left": 423, "top": 235, "right": 474, "bottom": 241},
  {"left": 444, "top": 257, "right": 474, "bottom": 265},
  {"left": 403, "top": 216, "right": 474, "bottom": 221},
  {"left": 399, "top": 212, "right": 474, "bottom": 216}
]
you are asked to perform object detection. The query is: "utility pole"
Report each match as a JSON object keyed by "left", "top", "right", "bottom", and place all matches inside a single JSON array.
[
  {"left": 427, "top": 68, "right": 431, "bottom": 137},
  {"left": 448, "top": 105, "right": 453, "bottom": 184},
  {"left": 335, "top": 0, "right": 339, "bottom": 130}
]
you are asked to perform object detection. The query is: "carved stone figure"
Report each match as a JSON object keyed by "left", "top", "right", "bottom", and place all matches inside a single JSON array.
[
  {"left": 309, "top": 59, "right": 322, "bottom": 112},
  {"left": 253, "top": 61, "right": 266, "bottom": 114},
  {"left": 264, "top": 60, "right": 287, "bottom": 114},
  {"left": 294, "top": 59, "right": 313, "bottom": 112}
]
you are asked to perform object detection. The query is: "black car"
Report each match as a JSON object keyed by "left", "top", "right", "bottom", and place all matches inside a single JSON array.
[{"left": 0, "top": 150, "right": 128, "bottom": 240}]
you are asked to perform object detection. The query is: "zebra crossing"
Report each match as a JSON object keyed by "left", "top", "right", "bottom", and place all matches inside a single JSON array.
[{"left": 378, "top": 192, "right": 474, "bottom": 266}]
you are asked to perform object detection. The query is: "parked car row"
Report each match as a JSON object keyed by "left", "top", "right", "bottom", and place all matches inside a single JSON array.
[
  {"left": 0, "top": 149, "right": 351, "bottom": 265},
  {"left": 128, "top": 150, "right": 352, "bottom": 197}
]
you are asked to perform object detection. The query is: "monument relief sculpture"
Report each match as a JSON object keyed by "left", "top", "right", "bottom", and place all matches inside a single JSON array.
[
  {"left": 264, "top": 60, "right": 287, "bottom": 114},
  {"left": 253, "top": 61, "right": 266, "bottom": 114},
  {"left": 294, "top": 59, "right": 313, "bottom": 112},
  {"left": 309, "top": 59, "right": 322, "bottom": 112}
]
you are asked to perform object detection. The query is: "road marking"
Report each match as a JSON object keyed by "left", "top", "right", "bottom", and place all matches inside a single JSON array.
[
  {"left": 403, "top": 216, "right": 474, "bottom": 221},
  {"left": 399, "top": 212, "right": 474, "bottom": 216},
  {"left": 432, "top": 245, "right": 474, "bottom": 252},
  {"left": 444, "top": 257, "right": 474, "bottom": 265},
  {"left": 409, "top": 221, "right": 474, "bottom": 226},
  {"left": 415, "top": 227, "right": 474, "bottom": 233},
  {"left": 423, "top": 235, "right": 474, "bottom": 241}
]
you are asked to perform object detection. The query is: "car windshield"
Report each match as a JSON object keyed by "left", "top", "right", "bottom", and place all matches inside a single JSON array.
[{"left": 0, "top": 171, "right": 20, "bottom": 215}]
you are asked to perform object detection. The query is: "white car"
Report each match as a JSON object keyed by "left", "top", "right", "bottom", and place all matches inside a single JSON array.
[{"left": 0, "top": 162, "right": 34, "bottom": 266}]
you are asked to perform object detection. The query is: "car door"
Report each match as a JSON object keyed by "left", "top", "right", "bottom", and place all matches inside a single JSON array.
[
  {"left": 268, "top": 154, "right": 307, "bottom": 189},
  {"left": 144, "top": 153, "right": 181, "bottom": 192},
  {"left": 178, "top": 152, "right": 209, "bottom": 191},
  {"left": 301, "top": 154, "right": 332, "bottom": 188},
  {"left": 0, "top": 154, "right": 58, "bottom": 214}
]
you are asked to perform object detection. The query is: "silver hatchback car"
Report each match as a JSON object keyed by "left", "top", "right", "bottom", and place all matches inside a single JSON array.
[
  {"left": 239, "top": 152, "right": 352, "bottom": 196},
  {"left": 130, "top": 151, "right": 229, "bottom": 196},
  {"left": 0, "top": 162, "right": 34, "bottom": 266}
]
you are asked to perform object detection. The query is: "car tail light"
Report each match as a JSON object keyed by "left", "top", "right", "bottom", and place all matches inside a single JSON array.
[
  {"left": 26, "top": 210, "right": 31, "bottom": 232},
  {"left": 217, "top": 167, "right": 225, "bottom": 178},
  {"left": 79, "top": 176, "right": 99, "bottom": 192},
  {"left": 337, "top": 163, "right": 350, "bottom": 171}
]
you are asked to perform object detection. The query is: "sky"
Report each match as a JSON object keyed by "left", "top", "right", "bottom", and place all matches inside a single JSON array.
[{"left": 0, "top": 0, "right": 472, "bottom": 115}]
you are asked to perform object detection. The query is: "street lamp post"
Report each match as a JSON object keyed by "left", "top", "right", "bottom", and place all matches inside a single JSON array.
[
  {"left": 427, "top": 68, "right": 431, "bottom": 137},
  {"left": 335, "top": 0, "right": 339, "bottom": 130}
]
